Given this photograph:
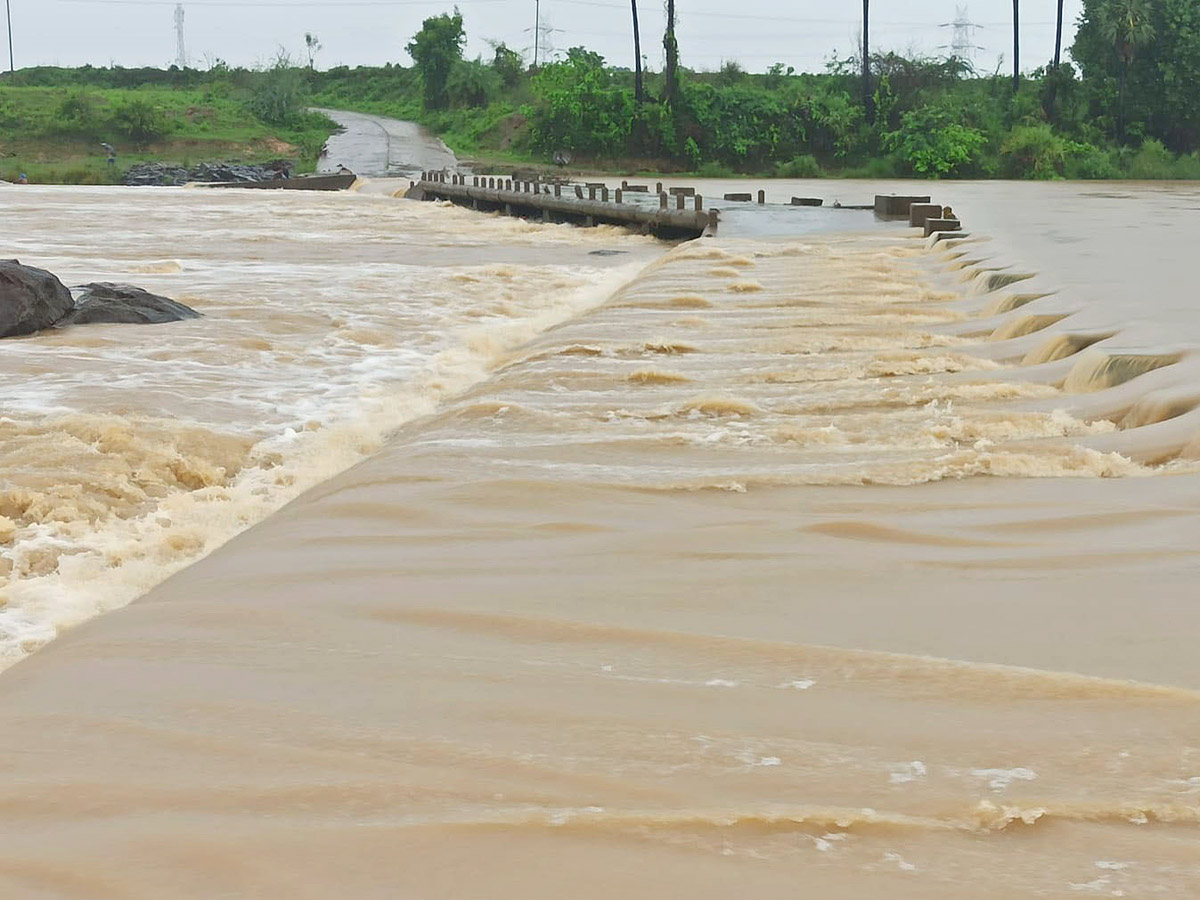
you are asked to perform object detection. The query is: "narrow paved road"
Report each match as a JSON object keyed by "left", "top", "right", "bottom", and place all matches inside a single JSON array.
[{"left": 313, "top": 108, "right": 458, "bottom": 179}]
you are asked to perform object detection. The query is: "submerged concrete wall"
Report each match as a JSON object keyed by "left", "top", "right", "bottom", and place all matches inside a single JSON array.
[{"left": 408, "top": 174, "right": 717, "bottom": 240}]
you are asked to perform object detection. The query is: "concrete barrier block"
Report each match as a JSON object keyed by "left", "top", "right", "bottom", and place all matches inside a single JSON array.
[
  {"left": 791, "top": 197, "right": 823, "bottom": 206},
  {"left": 669, "top": 186, "right": 696, "bottom": 197},
  {"left": 928, "top": 230, "right": 969, "bottom": 244},
  {"left": 875, "top": 194, "right": 932, "bottom": 217},
  {"left": 724, "top": 193, "right": 752, "bottom": 202},
  {"left": 909, "top": 203, "right": 943, "bottom": 227},
  {"left": 925, "top": 217, "right": 962, "bottom": 237}
]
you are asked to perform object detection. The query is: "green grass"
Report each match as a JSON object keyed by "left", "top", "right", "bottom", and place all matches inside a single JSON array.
[{"left": 0, "top": 85, "right": 336, "bottom": 184}]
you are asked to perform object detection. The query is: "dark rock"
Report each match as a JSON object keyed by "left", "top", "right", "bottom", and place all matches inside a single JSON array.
[
  {"left": 123, "top": 163, "right": 188, "bottom": 187},
  {"left": 0, "top": 259, "right": 75, "bottom": 338},
  {"left": 123, "top": 159, "right": 295, "bottom": 187},
  {"left": 60, "top": 283, "right": 202, "bottom": 326}
]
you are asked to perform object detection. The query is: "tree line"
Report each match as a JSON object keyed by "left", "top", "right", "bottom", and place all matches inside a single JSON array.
[
  {"left": 366, "top": 0, "right": 1200, "bottom": 178},
  {"left": 5, "top": 0, "right": 1198, "bottom": 180}
]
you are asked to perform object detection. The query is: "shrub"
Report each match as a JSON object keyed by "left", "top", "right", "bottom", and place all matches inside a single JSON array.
[
  {"left": 1124, "top": 138, "right": 1181, "bottom": 179},
  {"left": 447, "top": 59, "right": 499, "bottom": 109},
  {"left": 111, "top": 98, "right": 170, "bottom": 145},
  {"left": 491, "top": 43, "right": 524, "bottom": 89},
  {"left": 715, "top": 60, "right": 745, "bottom": 87},
  {"left": 775, "top": 153, "right": 822, "bottom": 177},
  {"left": 1000, "top": 124, "right": 1073, "bottom": 179},
  {"left": 1063, "top": 143, "right": 1119, "bottom": 179},
  {"left": 696, "top": 160, "right": 734, "bottom": 177},
  {"left": 527, "top": 49, "right": 634, "bottom": 157},
  {"left": 56, "top": 90, "right": 105, "bottom": 137},
  {"left": 249, "top": 60, "right": 307, "bottom": 126},
  {"left": 885, "top": 106, "right": 986, "bottom": 177}
]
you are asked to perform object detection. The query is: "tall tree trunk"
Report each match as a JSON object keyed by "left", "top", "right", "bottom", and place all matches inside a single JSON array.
[
  {"left": 6, "top": 0, "right": 13, "bottom": 74},
  {"left": 631, "top": 0, "right": 644, "bottom": 104},
  {"left": 1117, "top": 61, "right": 1128, "bottom": 141},
  {"left": 1012, "top": 0, "right": 1020, "bottom": 94},
  {"left": 1047, "top": 0, "right": 1064, "bottom": 120},
  {"left": 1053, "top": 0, "right": 1064, "bottom": 69},
  {"left": 862, "top": 0, "right": 874, "bottom": 123},
  {"left": 663, "top": 0, "right": 678, "bottom": 109}
]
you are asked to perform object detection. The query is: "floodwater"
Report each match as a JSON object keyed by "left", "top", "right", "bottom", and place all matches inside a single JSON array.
[{"left": 1, "top": 178, "right": 1199, "bottom": 899}]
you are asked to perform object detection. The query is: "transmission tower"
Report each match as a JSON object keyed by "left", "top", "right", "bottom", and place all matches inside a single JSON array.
[
  {"left": 939, "top": 5, "right": 983, "bottom": 63},
  {"left": 174, "top": 4, "right": 187, "bottom": 69}
]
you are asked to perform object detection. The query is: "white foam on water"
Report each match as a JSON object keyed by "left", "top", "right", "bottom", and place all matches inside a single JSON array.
[{"left": 0, "top": 186, "right": 657, "bottom": 669}]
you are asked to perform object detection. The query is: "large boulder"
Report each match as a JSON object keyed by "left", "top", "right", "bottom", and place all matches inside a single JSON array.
[
  {"left": 0, "top": 260, "right": 75, "bottom": 338},
  {"left": 60, "top": 283, "right": 202, "bottom": 326}
]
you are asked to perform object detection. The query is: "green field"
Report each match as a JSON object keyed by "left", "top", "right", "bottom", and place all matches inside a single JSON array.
[{"left": 0, "top": 80, "right": 336, "bottom": 184}]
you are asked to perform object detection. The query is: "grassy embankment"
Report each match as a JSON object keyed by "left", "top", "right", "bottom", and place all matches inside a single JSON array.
[{"left": 0, "top": 84, "right": 335, "bottom": 184}]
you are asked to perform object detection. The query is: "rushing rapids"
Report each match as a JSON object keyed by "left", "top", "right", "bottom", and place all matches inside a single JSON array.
[{"left": 1, "top": 180, "right": 1199, "bottom": 899}]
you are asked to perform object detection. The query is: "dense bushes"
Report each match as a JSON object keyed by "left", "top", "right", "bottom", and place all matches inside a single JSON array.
[
  {"left": 527, "top": 50, "right": 634, "bottom": 156},
  {"left": 885, "top": 107, "right": 986, "bottom": 177}
]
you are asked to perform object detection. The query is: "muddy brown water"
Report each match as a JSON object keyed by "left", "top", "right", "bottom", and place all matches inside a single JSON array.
[{"left": 1, "top": 180, "right": 1198, "bottom": 898}]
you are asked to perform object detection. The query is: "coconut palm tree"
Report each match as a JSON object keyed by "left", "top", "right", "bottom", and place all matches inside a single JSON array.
[
  {"left": 1098, "top": 0, "right": 1155, "bottom": 140},
  {"left": 631, "top": 0, "right": 644, "bottom": 103}
]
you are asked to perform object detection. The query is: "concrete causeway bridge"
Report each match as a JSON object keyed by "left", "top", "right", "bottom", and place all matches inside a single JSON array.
[{"left": 406, "top": 172, "right": 720, "bottom": 240}]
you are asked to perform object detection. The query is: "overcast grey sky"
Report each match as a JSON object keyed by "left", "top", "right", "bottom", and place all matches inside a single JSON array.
[{"left": 6, "top": 0, "right": 1084, "bottom": 75}]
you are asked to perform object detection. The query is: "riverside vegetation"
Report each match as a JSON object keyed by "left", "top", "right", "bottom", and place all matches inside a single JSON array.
[
  {"left": 0, "top": 63, "right": 335, "bottom": 184},
  {"left": 3, "top": 0, "right": 1199, "bottom": 183}
]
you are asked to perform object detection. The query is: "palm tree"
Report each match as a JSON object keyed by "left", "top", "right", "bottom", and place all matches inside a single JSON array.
[
  {"left": 1098, "top": 0, "right": 1155, "bottom": 140},
  {"left": 631, "top": 0, "right": 644, "bottom": 104},
  {"left": 1012, "top": 0, "right": 1020, "bottom": 93},
  {"left": 862, "top": 0, "right": 873, "bottom": 122}
]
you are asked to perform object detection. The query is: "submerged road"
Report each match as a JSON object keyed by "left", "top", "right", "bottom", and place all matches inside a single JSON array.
[{"left": 313, "top": 108, "right": 458, "bottom": 178}]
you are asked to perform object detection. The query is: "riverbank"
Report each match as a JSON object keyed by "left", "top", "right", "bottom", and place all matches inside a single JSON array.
[{"left": 0, "top": 86, "right": 337, "bottom": 184}]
